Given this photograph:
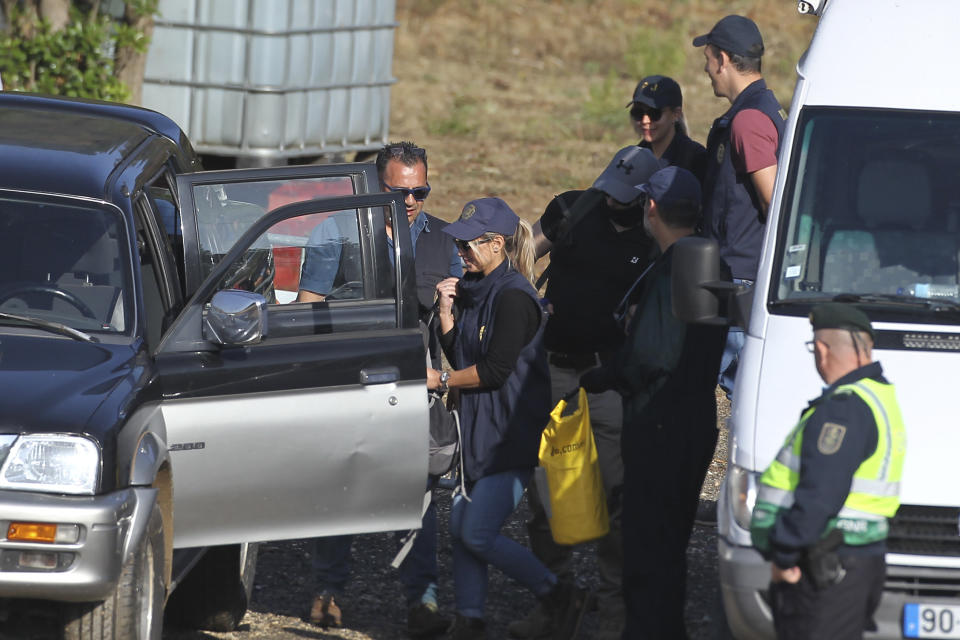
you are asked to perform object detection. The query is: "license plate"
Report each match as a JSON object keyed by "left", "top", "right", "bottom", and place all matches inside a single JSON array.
[{"left": 904, "top": 604, "right": 960, "bottom": 638}]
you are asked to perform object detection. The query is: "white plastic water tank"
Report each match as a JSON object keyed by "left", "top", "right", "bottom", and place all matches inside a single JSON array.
[{"left": 142, "top": 0, "right": 396, "bottom": 161}]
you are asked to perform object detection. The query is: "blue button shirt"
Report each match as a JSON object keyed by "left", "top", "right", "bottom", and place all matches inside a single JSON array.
[{"left": 299, "top": 211, "right": 460, "bottom": 295}]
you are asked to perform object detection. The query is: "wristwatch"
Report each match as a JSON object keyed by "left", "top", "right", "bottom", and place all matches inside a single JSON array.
[{"left": 439, "top": 370, "right": 451, "bottom": 394}]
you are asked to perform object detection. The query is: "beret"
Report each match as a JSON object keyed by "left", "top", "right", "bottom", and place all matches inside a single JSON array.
[{"left": 809, "top": 303, "right": 875, "bottom": 340}]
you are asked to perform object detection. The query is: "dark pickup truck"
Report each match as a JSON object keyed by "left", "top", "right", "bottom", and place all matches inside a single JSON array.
[{"left": 0, "top": 93, "right": 428, "bottom": 638}]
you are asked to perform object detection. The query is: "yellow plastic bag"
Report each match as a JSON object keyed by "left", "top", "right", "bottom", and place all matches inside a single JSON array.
[{"left": 538, "top": 388, "right": 609, "bottom": 545}]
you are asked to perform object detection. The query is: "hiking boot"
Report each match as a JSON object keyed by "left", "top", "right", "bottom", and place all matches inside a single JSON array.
[
  {"left": 308, "top": 592, "right": 342, "bottom": 628},
  {"left": 539, "top": 580, "right": 592, "bottom": 640},
  {"left": 448, "top": 614, "right": 486, "bottom": 640},
  {"left": 507, "top": 602, "right": 551, "bottom": 638},
  {"left": 407, "top": 601, "right": 450, "bottom": 638}
]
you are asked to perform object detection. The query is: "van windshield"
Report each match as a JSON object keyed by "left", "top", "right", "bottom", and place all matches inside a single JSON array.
[{"left": 771, "top": 107, "right": 960, "bottom": 322}]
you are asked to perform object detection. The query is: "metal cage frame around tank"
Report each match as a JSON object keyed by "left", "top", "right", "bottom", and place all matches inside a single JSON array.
[{"left": 142, "top": 0, "right": 397, "bottom": 161}]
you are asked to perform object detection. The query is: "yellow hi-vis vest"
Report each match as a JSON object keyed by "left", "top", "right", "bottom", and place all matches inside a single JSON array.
[{"left": 751, "top": 378, "right": 906, "bottom": 550}]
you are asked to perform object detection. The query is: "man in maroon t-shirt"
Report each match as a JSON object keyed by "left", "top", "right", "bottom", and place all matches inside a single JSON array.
[{"left": 694, "top": 14, "right": 786, "bottom": 398}]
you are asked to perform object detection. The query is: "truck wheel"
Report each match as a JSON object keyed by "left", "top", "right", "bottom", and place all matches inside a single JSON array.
[
  {"left": 62, "top": 501, "right": 164, "bottom": 640},
  {"left": 164, "top": 543, "right": 258, "bottom": 632}
]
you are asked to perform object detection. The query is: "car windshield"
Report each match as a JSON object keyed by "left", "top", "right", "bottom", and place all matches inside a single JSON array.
[
  {"left": 771, "top": 107, "right": 960, "bottom": 323},
  {"left": 0, "top": 197, "right": 132, "bottom": 334}
]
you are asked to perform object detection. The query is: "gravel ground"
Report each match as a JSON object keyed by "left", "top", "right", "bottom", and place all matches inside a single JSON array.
[
  {"left": 162, "top": 395, "right": 731, "bottom": 640},
  {"left": 0, "top": 399, "right": 729, "bottom": 640}
]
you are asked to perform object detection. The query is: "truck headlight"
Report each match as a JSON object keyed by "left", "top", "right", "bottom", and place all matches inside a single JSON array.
[
  {"left": 727, "top": 464, "right": 759, "bottom": 531},
  {"left": 0, "top": 435, "right": 100, "bottom": 495}
]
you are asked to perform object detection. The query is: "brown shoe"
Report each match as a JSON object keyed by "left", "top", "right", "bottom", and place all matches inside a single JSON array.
[{"left": 309, "top": 592, "right": 343, "bottom": 628}]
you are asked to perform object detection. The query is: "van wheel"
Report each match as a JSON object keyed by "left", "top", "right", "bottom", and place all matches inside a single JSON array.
[
  {"left": 164, "top": 543, "right": 258, "bottom": 632},
  {"left": 62, "top": 501, "right": 164, "bottom": 640},
  {"left": 709, "top": 586, "right": 736, "bottom": 640}
]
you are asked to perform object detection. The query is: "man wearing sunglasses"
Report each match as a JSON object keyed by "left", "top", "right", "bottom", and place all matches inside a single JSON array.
[
  {"left": 628, "top": 75, "right": 706, "bottom": 182},
  {"left": 300, "top": 142, "right": 460, "bottom": 638},
  {"left": 693, "top": 15, "right": 786, "bottom": 400}
]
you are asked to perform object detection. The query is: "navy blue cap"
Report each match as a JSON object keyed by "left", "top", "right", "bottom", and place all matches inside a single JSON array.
[
  {"left": 628, "top": 75, "right": 683, "bottom": 109},
  {"left": 636, "top": 166, "right": 702, "bottom": 210},
  {"left": 443, "top": 197, "right": 519, "bottom": 240},
  {"left": 692, "top": 15, "right": 765, "bottom": 58},
  {"left": 592, "top": 146, "right": 661, "bottom": 203}
]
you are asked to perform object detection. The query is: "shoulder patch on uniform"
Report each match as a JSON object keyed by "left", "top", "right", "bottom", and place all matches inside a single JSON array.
[{"left": 817, "top": 422, "right": 847, "bottom": 455}]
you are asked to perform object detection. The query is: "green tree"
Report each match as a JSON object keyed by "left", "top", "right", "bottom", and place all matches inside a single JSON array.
[{"left": 0, "top": 0, "right": 157, "bottom": 103}]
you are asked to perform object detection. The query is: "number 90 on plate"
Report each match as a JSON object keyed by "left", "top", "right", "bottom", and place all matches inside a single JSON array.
[{"left": 905, "top": 604, "right": 960, "bottom": 638}]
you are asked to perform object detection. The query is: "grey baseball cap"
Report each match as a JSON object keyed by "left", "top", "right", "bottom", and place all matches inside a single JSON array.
[{"left": 592, "top": 146, "right": 661, "bottom": 204}]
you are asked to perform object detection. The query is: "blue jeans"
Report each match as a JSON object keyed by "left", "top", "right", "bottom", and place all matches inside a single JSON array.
[
  {"left": 450, "top": 469, "right": 556, "bottom": 619},
  {"left": 718, "top": 278, "right": 753, "bottom": 398},
  {"left": 312, "top": 485, "right": 439, "bottom": 606}
]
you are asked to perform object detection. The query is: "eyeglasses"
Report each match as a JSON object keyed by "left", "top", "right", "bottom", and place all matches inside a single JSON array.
[
  {"left": 384, "top": 182, "right": 431, "bottom": 201},
  {"left": 805, "top": 339, "right": 819, "bottom": 353},
  {"left": 630, "top": 105, "right": 664, "bottom": 121},
  {"left": 454, "top": 238, "right": 492, "bottom": 252}
]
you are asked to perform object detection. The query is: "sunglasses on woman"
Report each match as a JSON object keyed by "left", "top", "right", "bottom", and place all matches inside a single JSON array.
[
  {"left": 454, "top": 238, "right": 492, "bottom": 252},
  {"left": 384, "top": 183, "right": 432, "bottom": 201},
  {"left": 629, "top": 105, "right": 664, "bottom": 121}
]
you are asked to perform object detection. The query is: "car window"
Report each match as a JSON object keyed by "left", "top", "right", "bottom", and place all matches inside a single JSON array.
[
  {"left": 192, "top": 176, "right": 355, "bottom": 285},
  {"left": 205, "top": 205, "right": 397, "bottom": 335},
  {"left": 0, "top": 197, "right": 132, "bottom": 334}
]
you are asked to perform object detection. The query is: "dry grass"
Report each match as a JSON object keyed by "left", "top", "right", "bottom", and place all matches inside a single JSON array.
[{"left": 390, "top": 0, "right": 815, "bottom": 224}]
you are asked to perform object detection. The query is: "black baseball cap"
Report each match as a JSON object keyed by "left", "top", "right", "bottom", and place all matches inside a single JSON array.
[
  {"left": 628, "top": 75, "right": 683, "bottom": 110},
  {"left": 692, "top": 15, "right": 765, "bottom": 58},
  {"left": 636, "top": 166, "right": 701, "bottom": 212},
  {"left": 809, "top": 303, "right": 875, "bottom": 340},
  {"left": 443, "top": 197, "right": 519, "bottom": 240}
]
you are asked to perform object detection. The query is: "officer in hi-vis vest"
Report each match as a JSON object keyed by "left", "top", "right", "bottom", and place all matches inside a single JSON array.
[{"left": 751, "top": 303, "right": 906, "bottom": 639}]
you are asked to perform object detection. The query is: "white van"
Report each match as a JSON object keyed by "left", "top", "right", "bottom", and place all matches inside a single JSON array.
[{"left": 677, "top": 1, "right": 960, "bottom": 638}]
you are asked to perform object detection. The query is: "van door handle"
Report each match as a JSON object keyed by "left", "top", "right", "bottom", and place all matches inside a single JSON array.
[{"left": 360, "top": 367, "right": 399, "bottom": 385}]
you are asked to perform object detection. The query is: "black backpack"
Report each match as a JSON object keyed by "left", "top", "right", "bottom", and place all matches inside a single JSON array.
[{"left": 428, "top": 390, "right": 460, "bottom": 477}]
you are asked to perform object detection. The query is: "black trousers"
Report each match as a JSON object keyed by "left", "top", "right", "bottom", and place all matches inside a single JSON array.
[
  {"left": 770, "top": 553, "right": 885, "bottom": 640},
  {"left": 620, "top": 411, "right": 718, "bottom": 640}
]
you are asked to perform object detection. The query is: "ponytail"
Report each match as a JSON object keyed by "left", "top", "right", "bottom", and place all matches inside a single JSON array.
[
  {"left": 507, "top": 219, "right": 536, "bottom": 284},
  {"left": 481, "top": 219, "right": 536, "bottom": 285}
]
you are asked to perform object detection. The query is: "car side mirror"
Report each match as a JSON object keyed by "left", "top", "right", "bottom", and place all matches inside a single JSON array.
[
  {"left": 203, "top": 289, "right": 268, "bottom": 346},
  {"left": 671, "top": 236, "right": 752, "bottom": 329}
]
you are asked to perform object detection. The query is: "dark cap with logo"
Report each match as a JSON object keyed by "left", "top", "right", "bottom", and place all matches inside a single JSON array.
[
  {"left": 809, "top": 303, "right": 875, "bottom": 340},
  {"left": 592, "top": 146, "right": 661, "bottom": 204},
  {"left": 692, "top": 15, "right": 765, "bottom": 58},
  {"left": 443, "top": 197, "right": 519, "bottom": 240},
  {"left": 628, "top": 75, "right": 683, "bottom": 109},
  {"left": 636, "top": 166, "right": 701, "bottom": 211}
]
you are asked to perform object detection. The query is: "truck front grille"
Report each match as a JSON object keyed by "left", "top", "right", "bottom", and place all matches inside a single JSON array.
[
  {"left": 887, "top": 505, "right": 960, "bottom": 557},
  {"left": 886, "top": 565, "right": 960, "bottom": 598}
]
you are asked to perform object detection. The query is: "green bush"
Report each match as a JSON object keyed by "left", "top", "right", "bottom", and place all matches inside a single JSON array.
[{"left": 0, "top": 2, "right": 155, "bottom": 102}]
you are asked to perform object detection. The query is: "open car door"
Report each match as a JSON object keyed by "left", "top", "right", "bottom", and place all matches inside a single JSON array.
[{"left": 156, "top": 188, "right": 427, "bottom": 548}]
